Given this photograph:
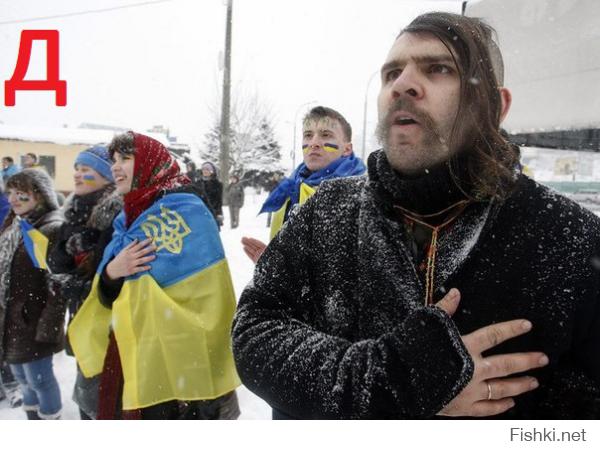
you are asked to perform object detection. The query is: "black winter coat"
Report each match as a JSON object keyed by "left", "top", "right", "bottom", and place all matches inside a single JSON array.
[
  {"left": 1, "top": 210, "right": 65, "bottom": 364},
  {"left": 233, "top": 153, "right": 600, "bottom": 419},
  {"left": 197, "top": 177, "right": 223, "bottom": 217},
  {"left": 49, "top": 187, "right": 122, "bottom": 322}
]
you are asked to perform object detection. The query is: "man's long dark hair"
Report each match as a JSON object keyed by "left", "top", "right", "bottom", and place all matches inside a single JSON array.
[{"left": 404, "top": 12, "right": 519, "bottom": 200}]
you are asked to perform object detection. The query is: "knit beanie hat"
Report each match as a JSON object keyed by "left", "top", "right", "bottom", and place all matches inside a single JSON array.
[{"left": 75, "top": 145, "right": 114, "bottom": 182}]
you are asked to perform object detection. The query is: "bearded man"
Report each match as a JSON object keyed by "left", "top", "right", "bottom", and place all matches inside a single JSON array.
[{"left": 232, "top": 12, "right": 600, "bottom": 419}]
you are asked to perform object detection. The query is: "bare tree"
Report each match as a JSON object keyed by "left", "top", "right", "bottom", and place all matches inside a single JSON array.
[{"left": 201, "top": 88, "right": 283, "bottom": 181}]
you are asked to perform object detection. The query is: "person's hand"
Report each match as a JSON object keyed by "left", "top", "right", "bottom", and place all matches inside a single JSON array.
[
  {"left": 435, "top": 289, "right": 548, "bottom": 417},
  {"left": 105, "top": 238, "right": 156, "bottom": 280},
  {"left": 241, "top": 237, "right": 267, "bottom": 263}
]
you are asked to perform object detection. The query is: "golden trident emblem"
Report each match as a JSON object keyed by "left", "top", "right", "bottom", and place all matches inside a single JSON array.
[{"left": 141, "top": 205, "right": 191, "bottom": 254}]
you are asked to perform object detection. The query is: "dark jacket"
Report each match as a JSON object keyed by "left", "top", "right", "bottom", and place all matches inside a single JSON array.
[
  {"left": 197, "top": 177, "right": 223, "bottom": 217},
  {"left": 1, "top": 210, "right": 65, "bottom": 364},
  {"left": 49, "top": 186, "right": 122, "bottom": 322},
  {"left": 227, "top": 182, "right": 245, "bottom": 208},
  {"left": 48, "top": 186, "right": 122, "bottom": 419},
  {"left": 233, "top": 152, "right": 600, "bottom": 419}
]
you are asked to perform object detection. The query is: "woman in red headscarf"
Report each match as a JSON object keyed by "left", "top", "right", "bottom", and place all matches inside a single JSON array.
[{"left": 69, "top": 132, "right": 240, "bottom": 420}]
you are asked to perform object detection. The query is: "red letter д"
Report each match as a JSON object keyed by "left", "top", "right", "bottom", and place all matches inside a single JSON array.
[{"left": 5, "top": 30, "right": 67, "bottom": 106}]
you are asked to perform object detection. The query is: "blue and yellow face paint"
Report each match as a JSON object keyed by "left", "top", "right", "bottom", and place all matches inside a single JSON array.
[
  {"left": 82, "top": 174, "right": 97, "bottom": 186},
  {"left": 302, "top": 143, "right": 340, "bottom": 154}
]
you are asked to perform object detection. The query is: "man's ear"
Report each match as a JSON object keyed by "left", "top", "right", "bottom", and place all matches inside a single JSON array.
[
  {"left": 499, "top": 87, "right": 512, "bottom": 123},
  {"left": 343, "top": 142, "right": 353, "bottom": 157}
]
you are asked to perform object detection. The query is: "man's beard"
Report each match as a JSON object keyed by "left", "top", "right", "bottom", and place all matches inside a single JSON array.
[{"left": 376, "top": 98, "right": 455, "bottom": 176}]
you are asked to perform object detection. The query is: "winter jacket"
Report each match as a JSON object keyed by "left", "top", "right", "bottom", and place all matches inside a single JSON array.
[
  {"left": 197, "top": 177, "right": 223, "bottom": 217},
  {"left": 233, "top": 151, "right": 600, "bottom": 419},
  {"left": 227, "top": 183, "right": 245, "bottom": 208},
  {"left": 47, "top": 186, "right": 122, "bottom": 419},
  {"left": 0, "top": 210, "right": 65, "bottom": 364},
  {"left": 49, "top": 186, "right": 122, "bottom": 323},
  {"left": 1, "top": 164, "right": 20, "bottom": 182}
]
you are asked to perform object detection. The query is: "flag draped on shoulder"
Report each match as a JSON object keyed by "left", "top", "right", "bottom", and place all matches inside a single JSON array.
[
  {"left": 68, "top": 192, "right": 240, "bottom": 410},
  {"left": 260, "top": 154, "right": 366, "bottom": 238},
  {"left": 19, "top": 218, "right": 50, "bottom": 270}
]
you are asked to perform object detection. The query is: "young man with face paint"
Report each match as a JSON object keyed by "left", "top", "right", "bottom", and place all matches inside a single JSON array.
[
  {"left": 48, "top": 145, "right": 122, "bottom": 420},
  {"left": 241, "top": 106, "right": 366, "bottom": 263},
  {"left": 233, "top": 12, "right": 600, "bottom": 419},
  {"left": 0, "top": 169, "right": 65, "bottom": 419}
]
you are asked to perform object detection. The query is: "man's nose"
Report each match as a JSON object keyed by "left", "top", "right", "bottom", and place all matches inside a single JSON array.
[
  {"left": 391, "top": 65, "right": 424, "bottom": 100},
  {"left": 307, "top": 136, "right": 322, "bottom": 148}
]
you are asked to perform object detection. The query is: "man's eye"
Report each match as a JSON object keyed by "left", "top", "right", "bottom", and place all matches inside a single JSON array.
[
  {"left": 385, "top": 69, "right": 401, "bottom": 81},
  {"left": 429, "top": 64, "right": 452, "bottom": 74}
]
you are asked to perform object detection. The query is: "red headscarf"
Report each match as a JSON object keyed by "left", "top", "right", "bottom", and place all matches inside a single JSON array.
[{"left": 123, "top": 132, "right": 190, "bottom": 227}]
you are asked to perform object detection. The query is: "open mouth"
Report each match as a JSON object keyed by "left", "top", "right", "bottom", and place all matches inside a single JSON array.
[{"left": 393, "top": 116, "right": 419, "bottom": 126}]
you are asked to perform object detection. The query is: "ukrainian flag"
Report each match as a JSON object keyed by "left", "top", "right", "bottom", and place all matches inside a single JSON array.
[
  {"left": 68, "top": 193, "right": 240, "bottom": 410},
  {"left": 269, "top": 183, "right": 316, "bottom": 239},
  {"left": 19, "top": 218, "right": 50, "bottom": 270}
]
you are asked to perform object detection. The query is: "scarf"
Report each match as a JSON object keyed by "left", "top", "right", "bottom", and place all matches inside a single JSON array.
[
  {"left": 65, "top": 188, "right": 107, "bottom": 227},
  {"left": 123, "top": 132, "right": 189, "bottom": 227},
  {"left": 260, "top": 154, "right": 366, "bottom": 214},
  {"left": 367, "top": 150, "right": 476, "bottom": 216}
]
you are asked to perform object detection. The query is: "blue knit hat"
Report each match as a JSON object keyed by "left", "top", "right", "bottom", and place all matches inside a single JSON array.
[{"left": 74, "top": 145, "right": 114, "bottom": 182}]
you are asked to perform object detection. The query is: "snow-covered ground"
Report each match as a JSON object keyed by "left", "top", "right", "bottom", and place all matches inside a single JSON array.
[{"left": 0, "top": 190, "right": 272, "bottom": 420}]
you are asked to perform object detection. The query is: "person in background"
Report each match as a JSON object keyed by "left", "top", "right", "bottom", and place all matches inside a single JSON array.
[
  {"left": 0, "top": 169, "right": 65, "bottom": 419},
  {"left": 68, "top": 132, "right": 240, "bottom": 420},
  {"left": 1, "top": 157, "right": 20, "bottom": 182},
  {"left": 48, "top": 145, "right": 122, "bottom": 420},
  {"left": 226, "top": 175, "right": 244, "bottom": 229},
  {"left": 198, "top": 162, "right": 224, "bottom": 228},
  {"left": 22, "top": 153, "right": 44, "bottom": 171},
  {"left": 241, "top": 106, "right": 366, "bottom": 263},
  {"left": 185, "top": 160, "right": 200, "bottom": 184}
]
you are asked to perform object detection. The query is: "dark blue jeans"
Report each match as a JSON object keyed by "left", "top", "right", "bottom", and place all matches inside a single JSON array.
[{"left": 10, "top": 355, "right": 62, "bottom": 419}]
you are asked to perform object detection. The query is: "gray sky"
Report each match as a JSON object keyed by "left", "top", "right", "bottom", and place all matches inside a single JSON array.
[{"left": 0, "top": 0, "right": 461, "bottom": 168}]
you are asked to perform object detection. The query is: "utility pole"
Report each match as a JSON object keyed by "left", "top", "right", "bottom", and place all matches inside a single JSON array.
[{"left": 219, "top": 0, "right": 233, "bottom": 191}]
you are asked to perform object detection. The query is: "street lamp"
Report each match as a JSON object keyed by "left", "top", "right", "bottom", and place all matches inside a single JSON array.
[
  {"left": 361, "top": 70, "right": 379, "bottom": 160},
  {"left": 292, "top": 100, "right": 317, "bottom": 170}
]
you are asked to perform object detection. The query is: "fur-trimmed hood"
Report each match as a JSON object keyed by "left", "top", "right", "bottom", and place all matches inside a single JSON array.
[{"left": 16, "top": 169, "right": 60, "bottom": 211}]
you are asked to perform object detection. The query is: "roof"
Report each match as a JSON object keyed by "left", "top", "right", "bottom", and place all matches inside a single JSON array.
[{"left": 0, "top": 123, "right": 170, "bottom": 147}]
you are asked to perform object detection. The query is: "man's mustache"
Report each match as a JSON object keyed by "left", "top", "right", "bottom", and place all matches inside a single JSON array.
[{"left": 383, "top": 98, "right": 436, "bottom": 131}]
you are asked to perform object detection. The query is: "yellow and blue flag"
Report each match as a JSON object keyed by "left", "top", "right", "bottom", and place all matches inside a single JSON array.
[
  {"left": 19, "top": 218, "right": 50, "bottom": 270},
  {"left": 68, "top": 193, "right": 240, "bottom": 410},
  {"left": 269, "top": 183, "right": 315, "bottom": 239}
]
